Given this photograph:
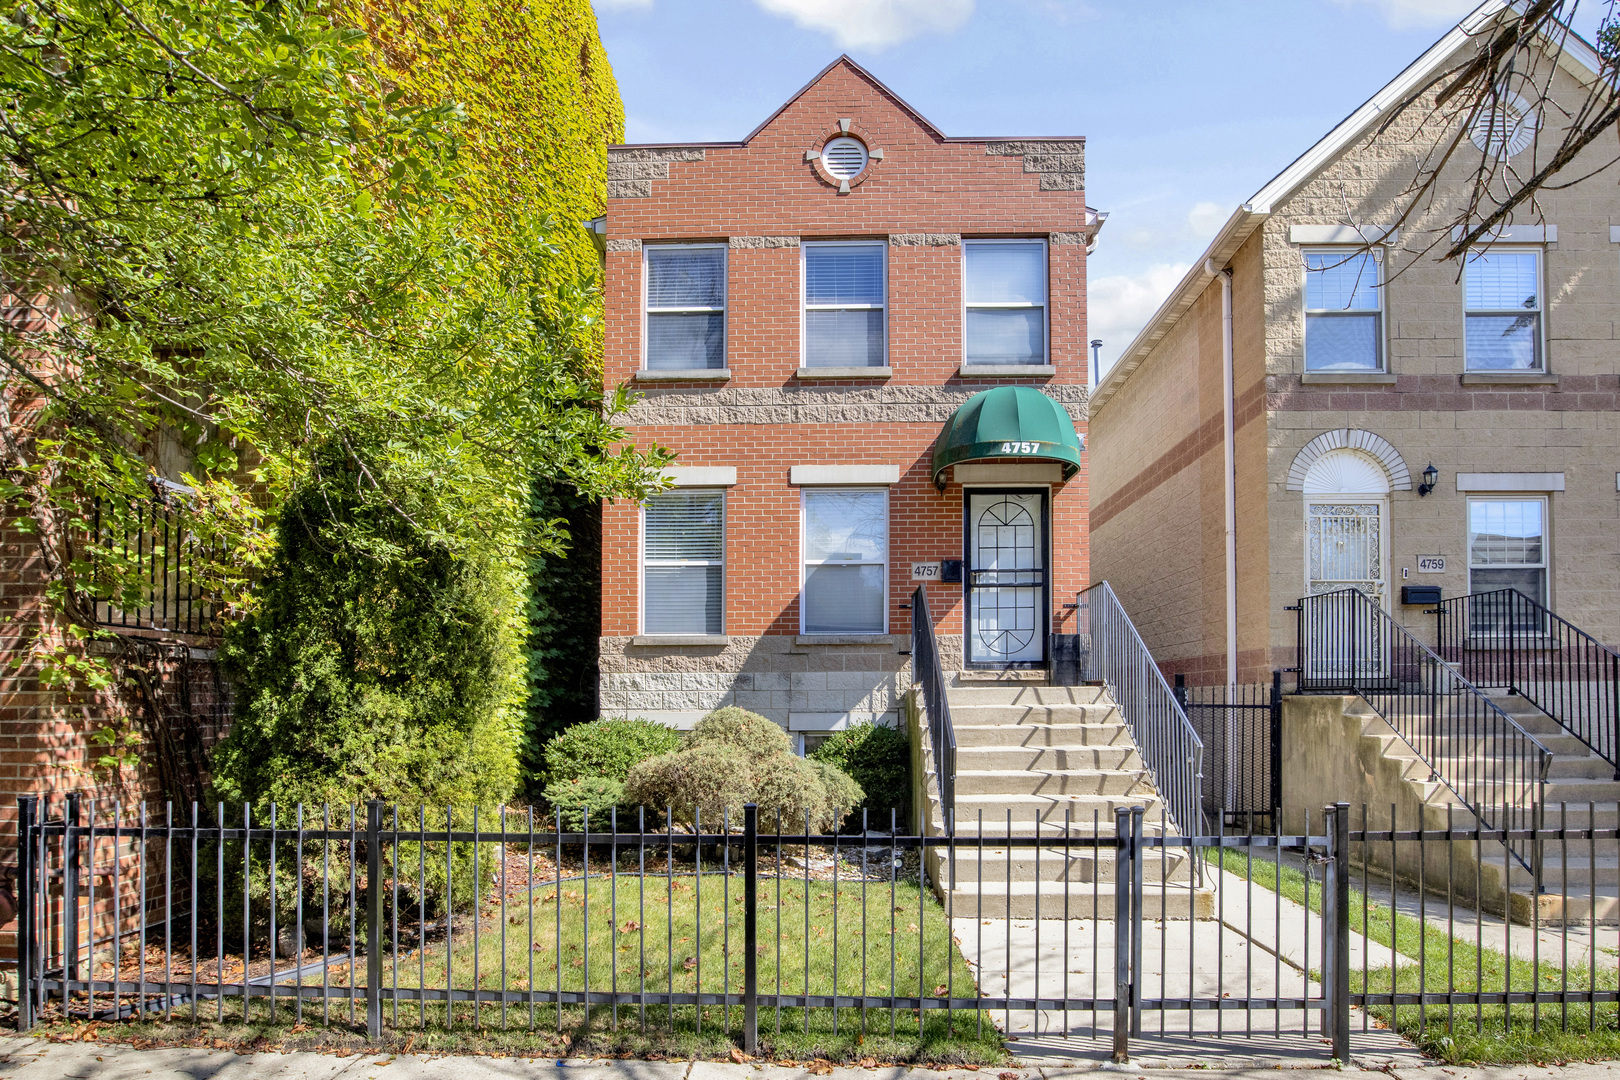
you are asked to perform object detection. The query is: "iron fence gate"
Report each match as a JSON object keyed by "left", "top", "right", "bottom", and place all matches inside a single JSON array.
[{"left": 1174, "top": 673, "right": 1283, "bottom": 829}]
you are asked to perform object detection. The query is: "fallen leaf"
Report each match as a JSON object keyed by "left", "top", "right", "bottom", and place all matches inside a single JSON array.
[
  {"left": 858, "top": 1057, "right": 878, "bottom": 1068},
  {"left": 1000, "top": 1072, "right": 1020, "bottom": 1080},
  {"left": 932, "top": 984, "right": 949, "bottom": 996},
  {"left": 730, "top": 1049, "right": 753, "bottom": 1063}
]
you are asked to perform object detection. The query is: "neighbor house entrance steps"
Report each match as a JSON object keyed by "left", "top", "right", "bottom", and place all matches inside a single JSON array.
[
  {"left": 913, "top": 676, "right": 1216, "bottom": 920},
  {"left": 1338, "top": 691, "right": 1620, "bottom": 925}
]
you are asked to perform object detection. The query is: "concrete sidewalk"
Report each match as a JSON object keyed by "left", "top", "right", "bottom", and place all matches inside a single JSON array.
[{"left": 4, "top": 1035, "right": 1620, "bottom": 1080}]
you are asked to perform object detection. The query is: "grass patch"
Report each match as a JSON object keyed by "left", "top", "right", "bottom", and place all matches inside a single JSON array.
[
  {"left": 1212, "top": 848, "right": 1620, "bottom": 1064},
  {"left": 26, "top": 868, "right": 1004, "bottom": 1065}
]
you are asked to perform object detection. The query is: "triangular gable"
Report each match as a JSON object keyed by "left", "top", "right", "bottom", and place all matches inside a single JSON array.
[{"left": 740, "top": 55, "right": 948, "bottom": 144}]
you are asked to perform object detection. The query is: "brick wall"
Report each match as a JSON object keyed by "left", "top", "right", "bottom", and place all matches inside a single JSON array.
[{"left": 598, "top": 58, "right": 1091, "bottom": 723}]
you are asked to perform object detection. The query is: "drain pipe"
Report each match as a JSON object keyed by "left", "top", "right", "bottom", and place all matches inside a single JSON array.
[{"left": 1205, "top": 258, "right": 1237, "bottom": 690}]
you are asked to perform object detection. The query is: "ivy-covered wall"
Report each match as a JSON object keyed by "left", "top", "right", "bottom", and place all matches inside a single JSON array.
[{"left": 332, "top": 0, "right": 625, "bottom": 784}]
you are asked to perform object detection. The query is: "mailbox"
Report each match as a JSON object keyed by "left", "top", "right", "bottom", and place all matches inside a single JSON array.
[
  {"left": 941, "top": 559, "right": 963, "bottom": 583},
  {"left": 1401, "top": 584, "right": 1442, "bottom": 606}
]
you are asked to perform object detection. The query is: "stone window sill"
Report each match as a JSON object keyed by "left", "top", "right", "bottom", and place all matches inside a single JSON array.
[
  {"left": 793, "top": 634, "right": 906, "bottom": 647},
  {"left": 1300, "top": 372, "right": 1396, "bottom": 385},
  {"left": 630, "top": 635, "right": 730, "bottom": 646},
  {"left": 1460, "top": 372, "right": 1559, "bottom": 386},
  {"left": 958, "top": 364, "right": 1057, "bottom": 378},
  {"left": 796, "top": 366, "right": 893, "bottom": 380},
  {"left": 634, "top": 368, "right": 731, "bottom": 382}
]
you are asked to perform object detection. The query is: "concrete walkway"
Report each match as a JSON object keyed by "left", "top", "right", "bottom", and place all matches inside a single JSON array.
[{"left": 7, "top": 1035, "right": 1620, "bottom": 1080}]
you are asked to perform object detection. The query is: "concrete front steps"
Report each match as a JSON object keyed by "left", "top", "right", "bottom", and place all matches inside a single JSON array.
[
  {"left": 1343, "top": 691, "right": 1620, "bottom": 925},
  {"left": 915, "top": 676, "right": 1214, "bottom": 920}
]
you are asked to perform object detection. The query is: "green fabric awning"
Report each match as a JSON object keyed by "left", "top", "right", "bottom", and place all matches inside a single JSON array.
[{"left": 930, "top": 386, "right": 1084, "bottom": 488}]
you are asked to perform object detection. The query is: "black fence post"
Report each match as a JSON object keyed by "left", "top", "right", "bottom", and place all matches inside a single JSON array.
[
  {"left": 64, "top": 792, "right": 81, "bottom": 992},
  {"left": 1112, "top": 805, "right": 1132, "bottom": 1063},
  {"left": 1129, "top": 806, "right": 1144, "bottom": 1038},
  {"left": 1269, "top": 670, "right": 1284, "bottom": 814},
  {"left": 1612, "top": 653, "right": 1619, "bottom": 781},
  {"left": 1325, "top": 801, "right": 1351, "bottom": 1062},
  {"left": 743, "top": 803, "right": 758, "bottom": 1054},
  {"left": 366, "top": 799, "right": 384, "bottom": 1040},
  {"left": 15, "top": 796, "right": 36, "bottom": 1032}
]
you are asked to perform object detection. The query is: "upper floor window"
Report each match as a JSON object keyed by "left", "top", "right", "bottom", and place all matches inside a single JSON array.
[
  {"left": 643, "top": 489, "right": 724, "bottom": 634},
  {"left": 964, "top": 240, "right": 1047, "bottom": 366},
  {"left": 1464, "top": 248, "right": 1542, "bottom": 371},
  {"left": 1304, "top": 249, "right": 1382, "bottom": 372},
  {"left": 645, "top": 244, "right": 726, "bottom": 370},
  {"left": 803, "top": 242, "right": 886, "bottom": 367},
  {"left": 801, "top": 488, "right": 887, "bottom": 634}
]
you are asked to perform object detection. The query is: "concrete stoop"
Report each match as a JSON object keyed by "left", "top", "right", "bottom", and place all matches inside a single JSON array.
[
  {"left": 1323, "top": 693, "right": 1620, "bottom": 926},
  {"left": 914, "top": 678, "right": 1215, "bottom": 921}
]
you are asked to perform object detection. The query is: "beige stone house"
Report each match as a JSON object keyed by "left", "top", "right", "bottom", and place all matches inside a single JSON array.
[{"left": 1089, "top": 1, "right": 1620, "bottom": 686}]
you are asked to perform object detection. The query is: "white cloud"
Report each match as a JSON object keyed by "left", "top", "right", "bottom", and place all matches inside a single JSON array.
[
  {"left": 1088, "top": 262, "right": 1192, "bottom": 377},
  {"left": 1327, "top": 0, "right": 1477, "bottom": 29},
  {"left": 752, "top": 0, "right": 975, "bottom": 49},
  {"left": 1186, "top": 200, "right": 1227, "bottom": 241}
]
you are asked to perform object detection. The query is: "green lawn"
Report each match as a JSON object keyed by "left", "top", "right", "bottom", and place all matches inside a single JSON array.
[
  {"left": 1213, "top": 848, "right": 1620, "bottom": 1064},
  {"left": 31, "top": 867, "right": 1005, "bottom": 1065}
]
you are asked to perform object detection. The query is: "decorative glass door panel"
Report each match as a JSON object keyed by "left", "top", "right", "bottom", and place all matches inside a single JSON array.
[
  {"left": 1305, "top": 501, "right": 1387, "bottom": 682},
  {"left": 966, "top": 491, "right": 1048, "bottom": 666}
]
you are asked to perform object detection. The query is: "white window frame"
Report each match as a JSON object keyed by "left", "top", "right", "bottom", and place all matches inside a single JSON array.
[
  {"left": 1302, "top": 247, "right": 1385, "bottom": 373},
  {"left": 1462, "top": 245, "right": 1545, "bottom": 373},
  {"left": 1466, "top": 494, "right": 1549, "bottom": 608},
  {"left": 640, "top": 488, "right": 726, "bottom": 635},
  {"left": 962, "top": 238, "right": 1049, "bottom": 367},
  {"left": 799, "top": 487, "right": 889, "bottom": 635},
  {"left": 800, "top": 240, "right": 887, "bottom": 369},
  {"left": 643, "top": 242, "right": 727, "bottom": 371}
]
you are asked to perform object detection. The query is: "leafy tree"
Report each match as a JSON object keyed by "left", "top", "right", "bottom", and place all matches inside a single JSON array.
[{"left": 0, "top": 0, "right": 666, "bottom": 785}]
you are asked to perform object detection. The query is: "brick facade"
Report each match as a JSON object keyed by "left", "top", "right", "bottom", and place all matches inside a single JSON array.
[
  {"left": 599, "top": 57, "right": 1094, "bottom": 732},
  {"left": 1090, "top": 26, "right": 1620, "bottom": 682}
]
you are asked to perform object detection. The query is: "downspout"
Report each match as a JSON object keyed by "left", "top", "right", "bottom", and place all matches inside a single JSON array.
[{"left": 1205, "top": 258, "right": 1237, "bottom": 690}]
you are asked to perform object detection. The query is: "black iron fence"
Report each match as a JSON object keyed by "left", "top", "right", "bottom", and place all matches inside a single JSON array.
[
  {"left": 1434, "top": 588, "right": 1620, "bottom": 780},
  {"left": 21, "top": 794, "right": 1620, "bottom": 1060},
  {"left": 1294, "top": 589, "right": 1551, "bottom": 882},
  {"left": 1175, "top": 673, "right": 1282, "bottom": 829},
  {"left": 1077, "top": 582, "right": 1205, "bottom": 836},
  {"left": 89, "top": 496, "right": 219, "bottom": 637},
  {"left": 909, "top": 585, "right": 957, "bottom": 830}
]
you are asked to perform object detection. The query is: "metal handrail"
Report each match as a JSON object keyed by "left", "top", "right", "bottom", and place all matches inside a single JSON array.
[
  {"left": 910, "top": 585, "right": 957, "bottom": 832},
  {"left": 1295, "top": 588, "right": 1552, "bottom": 878},
  {"left": 1076, "top": 581, "right": 1205, "bottom": 836},
  {"left": 1434, "top": 588, "right": 1620, "bottom": 780}
]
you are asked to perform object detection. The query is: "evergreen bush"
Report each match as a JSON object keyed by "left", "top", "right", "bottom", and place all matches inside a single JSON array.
[
  {"left": 623, "top": 707, "right": 863, "bottom": 833},
  {"left": 541, "top": 717, "right": 681, "bottom": 789},
  {"left": 541, "top": 776, "right": 631, "bottom": 834},
  {"left": 810, "top": 722, "right": 910, "bottom": 830}
]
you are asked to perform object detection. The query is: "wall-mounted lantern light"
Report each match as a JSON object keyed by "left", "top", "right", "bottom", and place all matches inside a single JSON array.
[{"left": 1418, "top": 463, "right": 1439, "bottom": 497}]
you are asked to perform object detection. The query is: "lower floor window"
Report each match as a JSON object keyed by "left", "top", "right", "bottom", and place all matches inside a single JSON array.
[
  {"left": 1468, "top": 496, "right": 1547, "bottom": 615},
  {"left": 644, "top": 489, "right": 724, "bottom": 634},
  {"left": 802, "top": 488, "right": 888, "bottom": 634}
]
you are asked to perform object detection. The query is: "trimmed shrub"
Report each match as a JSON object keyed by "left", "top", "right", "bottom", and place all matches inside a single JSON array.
[
  {"left": 810, "top": 722, "right": 910, "bottom": 829},
  {"left": 624, "top": 744, "right": 750, "bottom": 827},
  {"left": 542, "top": 718, "right": 680, "bottom": 789},
  {"left": 541, "top": 776, "right": 630, "bottom": 834},
  {"left": 623, "top": 707, "right": 863, "bottom": 833},
  {"left": 686, "top": 706, "right": 793, "bottom": 758}
]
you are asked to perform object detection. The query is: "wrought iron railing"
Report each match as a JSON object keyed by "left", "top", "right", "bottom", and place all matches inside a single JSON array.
[
  {"left": 910, "top": 585, "right": 957, "bottom": 832},
  {"left": 1434, "top": 588, "right": 1620, "bottom": 780},
  {"left": 1174, "top": 672, "right": 1283, "bottom": 829},
  {"left": 1294, "top": 589, "right": 1551, "bottom": 877},
  {"left": 89, "top": 496, "right": 218, "bottom": 637},
  {"left": 1076, "top": 582, "right": 1205, "bottom": 836}
]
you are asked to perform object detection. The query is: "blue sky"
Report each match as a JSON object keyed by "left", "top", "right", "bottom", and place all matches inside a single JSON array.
[{"left": 592, "top": 0, "right": 1605, "bottom": 375}]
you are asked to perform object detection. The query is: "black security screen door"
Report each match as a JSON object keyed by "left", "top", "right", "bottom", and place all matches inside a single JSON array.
[{"left": 964, "top": 489, "right": 1049, "bottom": 667}]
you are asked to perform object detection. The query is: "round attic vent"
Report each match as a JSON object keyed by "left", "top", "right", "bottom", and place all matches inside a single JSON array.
[
  {"left": 1470, "top": 95, "right": 1537, "bottom": 157},
  {"left": 821, "top": 136, "right": 869, "bottom": 179}
]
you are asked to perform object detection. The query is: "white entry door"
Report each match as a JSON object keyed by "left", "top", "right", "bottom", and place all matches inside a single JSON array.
[
  {"left": 966, "top": 491, "right": 1048, "bottom": 666},
  {"left": 1305, "top": 500, "right": 1388, "bottom": 682}
]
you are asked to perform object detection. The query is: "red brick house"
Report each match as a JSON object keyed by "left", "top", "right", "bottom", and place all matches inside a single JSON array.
[{"left": 596, "top": 57, "right": 1101, "bottom": 749}]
